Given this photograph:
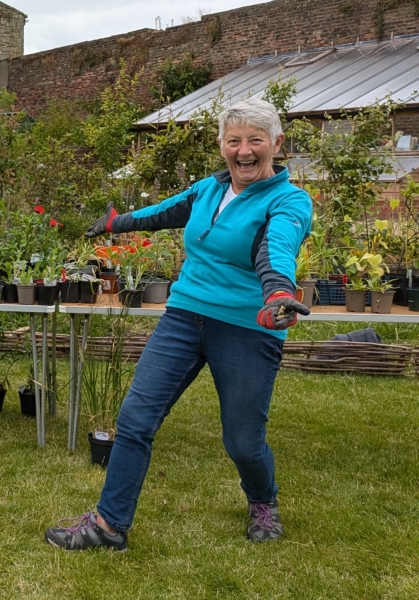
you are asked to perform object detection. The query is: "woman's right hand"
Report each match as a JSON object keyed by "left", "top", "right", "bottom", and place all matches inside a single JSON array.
[{"left": 85, "top": 202, "right": 119, "bottom": 238}]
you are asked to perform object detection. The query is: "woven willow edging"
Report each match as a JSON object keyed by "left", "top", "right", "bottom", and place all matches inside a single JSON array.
[
  {"left": 0, "top": 331, "right": 416, "bottom": 376},
  {"left": 282, "top": 341, "right": 413, "bottom": 376}
]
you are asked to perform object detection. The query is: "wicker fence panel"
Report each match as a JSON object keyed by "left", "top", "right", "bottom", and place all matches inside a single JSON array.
[
  {"left": 1, "top": 330, "right": 415, "bottom": 376},
  {"left": 411, "top": 349, "right": 419, "bottom": 376},
  {"left": 34, "top": 332, "right": 150, "bottom": 362},
  {"left": 281, "top": 341, "right": 413, "bottom": 376}
]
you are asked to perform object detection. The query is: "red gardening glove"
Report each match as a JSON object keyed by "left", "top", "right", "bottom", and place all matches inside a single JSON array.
[
  {"left": 257, "top": 291, "right": 310, "bottom": 330},
  {"left": 85, "top": 202, "right": 118, "bottom": 238}
]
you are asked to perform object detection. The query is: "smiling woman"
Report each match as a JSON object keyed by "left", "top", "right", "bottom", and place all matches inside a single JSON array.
[
  {"left": 45, "top": 97, "right": 313, "bottom": 552},
  {"left": 218, "top": 122, "right": 284, "bottom": 193}
]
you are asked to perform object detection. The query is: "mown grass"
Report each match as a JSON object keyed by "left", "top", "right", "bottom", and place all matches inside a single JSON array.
[{"left": 1, "top": 317, "right": 419, "bottom": 600}]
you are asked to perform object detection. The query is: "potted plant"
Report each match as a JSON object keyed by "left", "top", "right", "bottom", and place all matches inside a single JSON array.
[
  {"left": 344, "top": 253, "right": 371, "bottom": 312},
  {"left": 366, "top": 276, "right": 396, "bottom": 314},
  {"left": 295, "top": 241, "right": 322, "bottom": 308},
  {"left": 345, "top": 252, "right": 390, "bottom": 312},
  {"left": 141, "top": 231, "right": 175, "bottom": 303},
  {"left": 93, "top": 244, "right": 119, "bottom": 294},
  {"left": 36, "top": 245, "right": 67, "bottom": 305},
  {"left": 79, "top": 273, "right": 103, "bottom": 304},
  {"left": 118, "top": 244, "right": 151, "bottom": 307},
  {"left": 18, "top": 365, "right": 37, "bottom": 418},
  {"left": 81, "top": 312, "right": 133, "bottom": 466},
  {"left": 15, "top": 262, "right": 41, "bottom": 305},
  {"left": 66, "top": 238, "right": 101, "bottom": 279},
  {"left": 0, "top": 261, "right": 18, "bottom": 303},
  {"left": 61, "top": 240, "right": 100, "bottom": 303}
]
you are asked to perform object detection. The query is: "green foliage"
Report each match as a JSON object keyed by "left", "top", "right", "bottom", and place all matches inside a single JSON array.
[
  {"left": 128, "top": 94, "right": 225, "bottom": 199},
  {"left": 386, "top": 177, "right": 419, "bottom": 271},
  {"left": 262, "top": 72, "right": 297, "bottom": 117},
  {"left": 292, "top": 98, "right": 400, "bottom": 248},
  {"left": 344, "top": 251, "right": 388, "bottom": 289},
  {"left": 0, "top": 87, "right": 27, "bottom": 203},
  {"left": 150, "top": 54, "right": 212, "bottom": 103},
  {"left": 31, "top": 98, "right": 85, "bottom": 145},
  {"left": 81, "top": 313, "right": 134, "bottom": 439},
  {"left": 83, "top": 61, "right": 142, "bottom": 171}
]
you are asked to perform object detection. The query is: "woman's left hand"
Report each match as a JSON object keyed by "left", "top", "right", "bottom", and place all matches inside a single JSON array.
[{"left": 257, "top": 292, "right": 310, "bottom": 330}]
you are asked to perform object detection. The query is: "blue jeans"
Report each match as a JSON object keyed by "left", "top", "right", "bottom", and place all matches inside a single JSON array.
[{"left": 97, "top": 308, "right": 284, "bottom": 532}]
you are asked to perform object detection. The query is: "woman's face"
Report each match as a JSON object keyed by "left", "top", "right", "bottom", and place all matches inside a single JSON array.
[{"left": 219, "top": 123, "right": 284, "bottom": 193}]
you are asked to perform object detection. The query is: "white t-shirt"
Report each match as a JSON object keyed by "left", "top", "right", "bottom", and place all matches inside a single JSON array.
[{"left": 215, "top": 184, "right": 237, "bottom": 220}]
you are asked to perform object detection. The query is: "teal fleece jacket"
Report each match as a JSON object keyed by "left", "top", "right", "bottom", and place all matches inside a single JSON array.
[{"left": 112, "top": 165, "right": 313, "bottom": 340}]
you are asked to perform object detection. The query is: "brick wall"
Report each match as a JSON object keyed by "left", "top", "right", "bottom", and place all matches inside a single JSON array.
[
  {"left": 0, "top": 2, "right": 26, "bottom": 60},
  {"left": 5, "top": 0, "right": 419, "bottom": 116},
  {"left": 395, "top": 111, "right": 419, "bottom": 139}
]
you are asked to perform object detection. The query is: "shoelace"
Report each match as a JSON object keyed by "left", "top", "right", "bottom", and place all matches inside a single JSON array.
[
  {"left": 252, "top": 503, "right": 274, "bottom": 530},
  {"left": 57, "top": 512, "right": 96, "bottom": 533}
]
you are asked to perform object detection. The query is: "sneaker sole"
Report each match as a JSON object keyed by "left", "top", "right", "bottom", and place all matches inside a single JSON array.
[{"left": 45, "top": 533, "right": 128, "bottom": 552}]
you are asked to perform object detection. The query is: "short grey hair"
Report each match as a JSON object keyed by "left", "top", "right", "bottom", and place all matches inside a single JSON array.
[{"left": 218, "top": 98, "right": 283, "bottom": 146}]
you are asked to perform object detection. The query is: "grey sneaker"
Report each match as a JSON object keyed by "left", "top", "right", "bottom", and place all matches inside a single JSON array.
[
  {"left": 45, "top": 512, "right": 128, "bottom": 551},
  {"left": 248, "top": 501, "right": 283, "bottom": 543}
]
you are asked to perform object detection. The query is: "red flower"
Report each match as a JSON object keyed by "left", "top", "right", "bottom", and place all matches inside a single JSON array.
[
  {"left": 34, "top": 205, "right": 45, "bottom": 214},
  {"left": 49, "top": 219, "right": 58, "bottom": 226}
]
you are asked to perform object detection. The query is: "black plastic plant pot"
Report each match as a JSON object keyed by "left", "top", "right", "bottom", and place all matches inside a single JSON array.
[
  {"left": 37, "top": 284, "right": 58, "bottom": 306},
  {"left": 0, "top": 388, "right": 6, "bottom": 412},
  {"left": 2, "top": 282, "right": 18, "bottom": 303},
  {"left": 60, "top": 281, "right": 80, "bottom": 303},
  {"left": 79, "top": 280, "right": 100, "bottom": 304},
  {"left": 18, "top": 387, "right": 37, "bottom": 418},
  {"left": 124, "top": 289, "right": 143, "bottom": 308},
  {"left": 88, "top": 432, "right": 114, "bottom": 467}
]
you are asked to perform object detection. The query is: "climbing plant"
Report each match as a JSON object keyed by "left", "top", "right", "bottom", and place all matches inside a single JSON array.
[
  {"left": 150, "top": 54, "right": 213, "bottom": 104},
  {"left": 374, "top": 0, "right": 419, "bottom": 39}
]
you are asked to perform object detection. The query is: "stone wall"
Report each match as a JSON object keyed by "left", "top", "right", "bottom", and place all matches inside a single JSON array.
[
  {"left": 0, "top": 2, "right": 26, "bottom": 61},
  {"left": 4, "top": 0, "right": 419, "bottom": 115}
]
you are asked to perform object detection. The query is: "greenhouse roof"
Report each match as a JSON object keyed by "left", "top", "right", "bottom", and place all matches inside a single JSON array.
[{"left": 136, "top": 34, "right": 419, "bottom": 129}]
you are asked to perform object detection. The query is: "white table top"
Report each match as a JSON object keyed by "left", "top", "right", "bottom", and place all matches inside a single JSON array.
[
  {"left": 57, "top": 295, "right": 419, "bottom": 323},
  {"left": 58, "top": 294, "right": 166, "bottom": 316},
  {"left": 300, "top": 304, "right": 419, "bottom": 323},
  {"left": 0, "top": 302, "right": 57, "bottom": 313}
]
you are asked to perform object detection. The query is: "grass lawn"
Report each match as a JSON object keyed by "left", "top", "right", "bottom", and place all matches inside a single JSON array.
[{"left": 1, "top": 324, "right": 419, "bottom": 599}]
